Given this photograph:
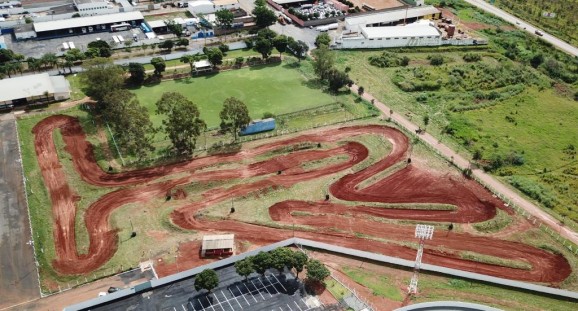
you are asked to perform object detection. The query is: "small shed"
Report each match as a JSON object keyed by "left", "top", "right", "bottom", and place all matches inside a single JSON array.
[
  {"left": 201, "top": 234, "right": 235, "bottom": 257},
  {"left": 193, "top": 59, "right": 213, "bottom": 73}
]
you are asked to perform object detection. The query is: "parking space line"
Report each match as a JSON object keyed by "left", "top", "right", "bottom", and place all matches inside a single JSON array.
[
  {"left": 248, "top": 280, "right": 267, "bottom": 300},
  {"left": 257, "top": 278, "right": 275, "bottom": 296},
  {"left": 182, "top": 304, "right": 187, "bottom": 311},
  {"left": 294, "top": 301, "right": 303, "bottom": 311},
  {"left": 270, "top": 274, "right": 288, "bottom": 292},
  {"left": 279, "top": 307, "right": 283, "bottom": 311},
  {"left": 235, "top": 285, "right": 254, "bottom": 304},
  {"left": 189, "top": 301, "right": 198, "bottom": 311},
  {"left": 219, "top": 290, "right": 236, "bottom": 310},
  {"left": 204, "top": 296, "right": 216, "bottom": 311},
  {"left": 286, "top": 303, "right": 293, "bottom": 311}
]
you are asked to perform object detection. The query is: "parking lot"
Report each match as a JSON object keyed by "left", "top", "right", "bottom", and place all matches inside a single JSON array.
[
  {"left": 92, "top": 266, "right": 323, "bottom": 311},
  {"left": 6, "top": 27, "right": 150, "bottom": 58}
]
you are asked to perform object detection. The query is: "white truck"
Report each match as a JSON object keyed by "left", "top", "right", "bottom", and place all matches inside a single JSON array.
[{"left": 316, "top": 23, "right": 338, "bottom": 32}]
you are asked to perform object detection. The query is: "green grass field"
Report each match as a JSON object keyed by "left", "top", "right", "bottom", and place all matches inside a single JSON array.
[{"left": 131, "top": 63, "right": 337, "bottom": 128}]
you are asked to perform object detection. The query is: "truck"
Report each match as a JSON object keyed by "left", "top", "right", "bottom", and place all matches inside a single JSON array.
[{"left": 316, "top": 23, "right": 338, "bottom": 32}]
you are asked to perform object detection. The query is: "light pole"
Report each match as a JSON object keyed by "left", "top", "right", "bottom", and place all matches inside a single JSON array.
[{"left": 408, "top": 224, "right": 434, "bottom": 295}]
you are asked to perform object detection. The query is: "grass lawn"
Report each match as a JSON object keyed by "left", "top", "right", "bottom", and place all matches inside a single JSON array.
[
  {"left": 342, "top": 266, "right": 403, "bottom": 301},
  {"left": 131, "top": 62, "right": 337, "bottom": 128}
]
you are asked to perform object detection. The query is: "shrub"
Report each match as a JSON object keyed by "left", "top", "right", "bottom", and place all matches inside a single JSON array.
[
  {"left": 218, "top": 43, "right": 229, "bottom": 54},
  {"left": 368, "top": 52, "right": 409, "bottom": 68},
  {"left": 508, "top": 176, "right": 556, "bottom": 208},
  {"left": 428, "top": 54, "right": 444, "bottom": 66},
  {"left": 463, "top": 53, "right": 481, "bottom": 62}
]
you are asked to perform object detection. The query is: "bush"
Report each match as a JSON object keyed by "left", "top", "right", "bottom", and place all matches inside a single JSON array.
[
  {"left": 463, "top": 53, "right": 481, "bottom": 62},
  {"left": 368, "top": 52, "right": 409, "bottom": 68},
  {"left": 218, "top": 43, "right": 229, "bottom": 54},
  {"left": 428, "top": 54, "right": 444, "bottom": 66},
  {"left": 508, "top": 176, "right": 556, "bottom": 208}
]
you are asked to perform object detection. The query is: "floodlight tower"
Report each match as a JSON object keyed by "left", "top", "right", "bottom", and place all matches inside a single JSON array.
[{"left": 408, "top": 224, "right": 434, "bottom": 295}]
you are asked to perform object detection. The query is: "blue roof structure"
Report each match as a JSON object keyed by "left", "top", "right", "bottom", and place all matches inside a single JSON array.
[{"left": 239, "top": 118, "right": 276, "bottom": 136}]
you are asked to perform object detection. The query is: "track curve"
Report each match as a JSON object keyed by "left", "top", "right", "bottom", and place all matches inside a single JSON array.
[{"left": 32, "top": 115, "right": 571, "bottom": 283}]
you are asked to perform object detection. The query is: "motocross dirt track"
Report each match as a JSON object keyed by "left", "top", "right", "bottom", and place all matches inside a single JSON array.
[{"left": 33, "top": 115, "right": 571, "bottom": 283}]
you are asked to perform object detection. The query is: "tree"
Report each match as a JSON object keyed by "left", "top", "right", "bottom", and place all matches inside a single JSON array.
[
  {"left": 165, "top": 20, "right": 184, "bottom": 37},
  {"left": 273, "top": 35, "right": 288, "bottom": 58},
  {"left": 87, "top": 40, "right": 112, "bottom": 57},
  {"left": 257, "top": 28, "right": 277, "bottom": 41},
  {"left": 357, "top": 86, "right": 364, "bottom": 96},
  {"left": 271, "top": 248, "right": 294, "bottom": 274},
  {"left": 252, "top": 6, "right": 277, "bottom": 28},
  {"left": 155, "top": 92, "right": 207, "bottom": 155},
  {"left": 194, "top": 269, "right": 219, "bottom": 293},
  {"left": 158, "top": 39, "right": 174, "bottom": 52},
  {"left": 103, "top": 90, "right": 156, "bottom": 159},
  {"left": 254, "top": 38, "right": 273, "bottom": 59},
  {"left": 205, "top": 47, "right": 223, "bottom": 65},
  {"left": 423, "top": 115, "right": 430, "bottom": 127},
  {"left": 315, "top": 33, "right": 331, "bottom": 47},
  {"left": 292, "top": 251, "right": 308, "bottom": 278},
  {"left": 127, "top": 62, "right": 146, "bottom": 84},
  {"left": 0, "top": 48, "right": 16, "bottom": 64},
  {"left": 176, "top": 38, "right": 189, "bottom": 48},
  {"left": 180, "top": 54, "right": 202, "bottom": 72},
  {"left": 220, "top": 97, "right": 251, "bottom": 142},
  {"left": 234, "top": 257, "right": 255, "bottom": 281},
  {"left": 79, "top": 58, "right": 125, "bottom": 108},
  {"left": 41, "top": 53, "right": 58, "bottom": 69},
  {"left": 327, "top": 68, "right": 350, "bottom": 93},
  {"left": 312, "top": 45, "right": 335, "bottom": 80},
  {"left": 530, "top": 53, "right": 544, "bottom": 68},
  {"left": 64, "top": 48, "right": 84, "bottom": 73},
  {"left": 254, "top": 0, "right": 266, "bottom": 7},
  {"left": 215, "top": 9, "right": 234, "bottom": 34},
  {"left": 288, "top": 39, "right": 308, "bottom": 62},
  {"left": 305, "top": 259, "right": 330, "bottom": 283},
  {"left": 252, "top": 251, "right": 273, "bottom": 276},
  {"left": 150, "top": 57, "right": 166, "bottom": 76}
]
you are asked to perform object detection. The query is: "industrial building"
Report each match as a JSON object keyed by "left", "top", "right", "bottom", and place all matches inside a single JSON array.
[
  {"left": 73, "top": 0, "right": 115, "bottom": 17},
  {"left": 0, "top": 73, "right": 70, "bottom": 107},
  {"left": 30, "top": 11, "right": 145, "bottom": 39},
  {"left": 344, "top": 5, "right": 441, "bottom": 32},
  {"left": 338, "top": 20, "right": 441, "bottom": 49},
  {"left": 200, "top": 234, "right": 235, "bottom": 257},
  {"left": 187, "top": 0, "right": 240, "bottom": 15}
]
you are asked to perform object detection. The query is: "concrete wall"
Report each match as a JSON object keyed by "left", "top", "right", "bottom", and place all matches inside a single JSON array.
[{"left": 339, "top": 35, "right": 441, "bottom": 48}]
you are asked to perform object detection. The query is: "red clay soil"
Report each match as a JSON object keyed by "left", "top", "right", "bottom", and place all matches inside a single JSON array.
[{"left": 32, "top": 115, "right": 571, "bottom": 284}]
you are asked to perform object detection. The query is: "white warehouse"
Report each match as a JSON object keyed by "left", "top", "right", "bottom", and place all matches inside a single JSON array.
[{"left": 337, "top": 21, "right": 442, "bottom": 49}]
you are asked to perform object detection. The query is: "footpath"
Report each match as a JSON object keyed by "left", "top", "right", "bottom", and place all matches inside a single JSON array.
[{"left": 349, "top": 84, "right": 578, "bottom": 246}]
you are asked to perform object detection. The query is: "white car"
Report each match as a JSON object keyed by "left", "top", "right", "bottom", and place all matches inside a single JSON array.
[{"left": 98, "top": 292, "right": 107, "bottom": 297}]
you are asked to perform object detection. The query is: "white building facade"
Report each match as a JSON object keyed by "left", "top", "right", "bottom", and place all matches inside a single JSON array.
[
  {"left": 74, "top": 0, "right": 116, "bottom": 17},
  {"left": 337, "top": 21, "right": 442, "bottom": 49}
]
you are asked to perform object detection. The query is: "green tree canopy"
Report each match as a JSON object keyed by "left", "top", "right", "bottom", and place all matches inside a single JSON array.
[
  {"left": 234, "top": 257, "right": 255, "bottom": 281},
  {"left": 312, "top": 45, "right": 335, "bottom": 80},
  {"left": 273, "top": 35, "right": 289, "bottom": 57},
  {"left": 252, "top": 6, "right": 277, "bottom": 28},
  {"left": 87, "top": 40, "right": 113, "bottom": 57},
  {"left": 155, "top": 92, "right": 207, "bottom": 155},
  {"left": 165, "top": 20, "right": 184, "bottom": 37},
  {"left": 315, "top": 33, "right": 331, "bottom": 47},
  {"left": 180, "top": 54, "right": 202, "bottom": 71},
  {"left": 204, "top": 47, "right": 224, "bottom": 65},
  {"left": 220, "top": 97, "right": 251, "bottom": 142},
  {"left": 252, "top": 251, "right": 273, "bottom": 276},
  {"left": 150, "top": 57, "right": 166, "bottom": 76},
  {"left": 254, "top": 38, "right": 273, "bottom": 59},
  {"left": 127, "top": 62, "right": 146, "bottom": 84},
  {"left": 194, "top": 269, "right": 219, "bottom": 293},
  {"left": 327, "top": 68, "right": 350, "bottom": 93},
  {"left": 305, "top": 259, "right": 330, "bottom": 283},
  {"left": 271, "top": 248, "right": 294, "bottom": 274},
  {"left": 292, "top": 251, "right": 308, "bottom": 278},
  {"left": 80, "top": 57, "right": 125, "bottom": 109},
  {"left": 288, "top": 39, "right": 308, "bottom": 62},
  {"left": 215, "top": 9, "right": 234, "bottom": 30},
  {"left": 102, "top": 90, "right": 156, "bottom": 159},
  {"left": 158, "top": 39, "right": 174, "bottom": 51}
]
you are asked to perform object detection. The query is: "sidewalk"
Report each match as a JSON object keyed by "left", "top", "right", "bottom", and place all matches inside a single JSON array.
[{"left": 350, "top": 84, "right": 578, "bottom": 245}]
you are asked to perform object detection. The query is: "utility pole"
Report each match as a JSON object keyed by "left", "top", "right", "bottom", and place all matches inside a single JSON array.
[{"left": 408, "top": 224, "right": 434, "bottom": 295}]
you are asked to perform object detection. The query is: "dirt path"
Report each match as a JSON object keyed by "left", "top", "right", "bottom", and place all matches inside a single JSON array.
[
  {"left": 31, "top": 115, "right": 571, "bottom": 284},
  {"left": 350, "top": 84, "right": 578, "bottom": 246}
]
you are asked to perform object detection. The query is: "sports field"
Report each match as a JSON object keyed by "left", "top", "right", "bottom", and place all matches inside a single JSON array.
[{"left": 131, "top": 64, "right": 337, "bottom": 128}]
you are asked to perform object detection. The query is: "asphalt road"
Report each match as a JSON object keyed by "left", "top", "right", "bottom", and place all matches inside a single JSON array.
[
  {"left": 0, "top": 115, "right": 40, "bottom": 310},
  {"left": 463, "top": 0, "right": 578, "bottom": 57}
]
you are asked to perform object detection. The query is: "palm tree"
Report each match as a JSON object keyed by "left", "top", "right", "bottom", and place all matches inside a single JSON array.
[{"left": 42, "top": 53, "right": 58, "bottom": 69}]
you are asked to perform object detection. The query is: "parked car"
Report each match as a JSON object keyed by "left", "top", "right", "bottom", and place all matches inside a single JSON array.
[
  {"left": 108, "top": 286, "right": 121, "bottom": 293},
  {"left": 535, "top": 30, "right": 543, "bottom": 36}
]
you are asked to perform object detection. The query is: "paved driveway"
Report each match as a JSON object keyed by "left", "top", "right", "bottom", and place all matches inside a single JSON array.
[{"left": 0, "top": 114, "right": 40, "bottom": 309}]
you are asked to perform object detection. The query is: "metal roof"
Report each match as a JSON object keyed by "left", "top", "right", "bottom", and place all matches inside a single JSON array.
[
  {"left": 345, "top": 5, "right": 440, "bottom": 26},
  {"left": 0, "top": 73, "right": 69, "bottom": 102},
  {"left": 33, "top": 11, "right": 144, "bottom": 32},
  {"left": 213, "top": 0, "right": 239, "bottom": 6},
  {"left": 146, "top": 19, "right": 166, "bottom": 28},
  {"left": 273, "top": 0, "right": 309, "bottom": 4},
  {"left": 361, "top": 22, "right": 441, "bottom": 39},
  {"left": 202, "top": 234, "right": 234, "bottom": 250},
  {"left": 193, "top": 59, "right": 212, "bottom": 68}
]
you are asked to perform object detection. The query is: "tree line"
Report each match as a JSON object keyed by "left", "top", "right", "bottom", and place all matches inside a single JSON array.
[
  {"left": 81, "top": 58, "right": 251, "bottom": 161},
  {"left": 193, "top": 247, "right": 330, "bottom": 293}
]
